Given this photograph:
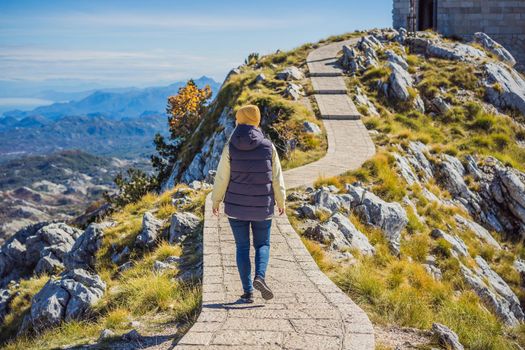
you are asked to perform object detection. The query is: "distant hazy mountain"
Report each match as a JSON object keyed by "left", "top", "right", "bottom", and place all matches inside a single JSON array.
[
  {"left": 2, "top": 76, "right": 220, "bottom": 120},
  {"left": 0, "top": 114, "right": 169, "bottom": 161}
]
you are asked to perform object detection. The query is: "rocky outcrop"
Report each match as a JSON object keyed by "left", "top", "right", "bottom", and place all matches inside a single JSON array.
[
  {"left": 63, "top": 223, "right": 106, "bottom": 270},
  {"left": 385, "top": 50, "right": 408, "bottom": 70},
  {"left": 483, "top": 62, "right": 525, "bottom": 116},
  {"left": 311, "top": 187, "right": 352, "bottom": 213},
  {"left": 303, "top": 121, "right": 321, "bottom": 134},
  {"left": 422, "top": 255, "right": 442, "bottom": 280},
  {"left": 426, "top": 41, "right": 486, "bottom": 62},
  {"left": 20, "top": 268, "right": 105, "bottom": 333},
  {"left": 0, "top": 288, "right": 13, "bottom": 324},
  {"left": 169, "top": 212, "right": 201, "bottom": 243},
  {"left": 473, "top": 32, "right": 516, "bottom": 66},
  {"left": 305, "top": 213, "right": 375, "bottom": 255},
  {"left": 460, "top": 256, "right": 524, "bottom": 326},
  {"left": 345, "top": 184, "right": 408, "bottom": 255},
  {"left": 432, "top": 323, "right": 464, "bottom": 350},
  {"left": 276, "top": 66, "right": 304, "bottom": 81},
  {"left": 340, "top": 35, "right": 382, "bottom": 73},
  {"left": 0, "top": 222, "right": 82, "bottom": 288},
  {"left": 431, "top": 229, "right": 469, "bottom": 257},
  {"left": 162, "top": 107, "right": 235, "bottom": 189},
  {"left": 135, "top": 212, "right": 164, "bottom": 249},
  {"left": 353, "top": 86, "right": 379, "bottom": 116},
  {"left": 382, "top": 61, "right": 425, "bottom": 112},
  {"left": 436, "top": 155, "right": 525, "bottom": 237},
  {"left": 454, "top": 214, "right": 500, "bottom": 249},
  {"left": 285, "top": 82, "right": 304, "bottom": 101}
]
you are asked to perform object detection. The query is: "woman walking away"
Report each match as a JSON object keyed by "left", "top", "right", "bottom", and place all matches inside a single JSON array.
[{"left": 211, "top": 104, "right": 286, "bottom": 303}]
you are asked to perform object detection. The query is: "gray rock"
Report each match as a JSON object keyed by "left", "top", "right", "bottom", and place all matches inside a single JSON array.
[
  {"left": 255, "top": 73, "right": 266, "bottom": 82},
  {"left": 483, "top": 62, "right": 525, "bottom": 115},
  {"left": 63, "top": 223, "right": 105, "bottom": 270},
  {"left": 118, "top": 261, "right": 133, "bottom": 272},
  {"left": 122, "top": 329, "right": 142, "bottom": 342},
  {"left": 514, "top": 259, "right": 525, "bottom": 286},
  {"left": 285, "top": 82, "right": 303, "bottom": 100},
  {"left": 329, "top": 213, "right": 375, "bottom": 255},
  {"left": 303, "top": 121, "right": 321, "bottom": 134},
  {"left": 432, "top": 323, "right": 464, "bottom": 350},
  {"left": 426, "top": 42, "right": 485, "bottom": 62},
  {"left": 305, "top": 213, "right": 375, "bottom": 254},
  {"left": 135, "top": 212, "right": 164, "bottom": 249},
  {"left": 387, "top": 62, "right": 413, "bottom": 101},
  {"left": 20, "top": 269, "right": 105, "bottom": 333},
  {"left": 111, "top": 246, "right": 131, "bottom": 265},
  {"left": 353, "top": 86, "right": 379, "bottom": 116},
  {"left": 475, "top": 256, "right": 524, "bottom": 321},
  {"left": 297, "top": 203, "right": 318, "bottom": 219},
  {"left": 474, "top": 32, "right": 516, "bottom": 66},
  {"left": 345, "top": 184, "right": 407, "bottom": 255},
  {"left": 34, "top": 254, "right": 63, "bottom": 275},
  {"left": 384, "top": 61, "right": 424, "bottom": 112},
  {"left": 431, "top": 96, "right": 451, "bottom": 115},
  {"left": 385, "top": 50, "right": 408, "bottom": 70},
  {"left": 0, "top": 222, "right": 81, "bottom": 288},
  {"left": 153, "top": 260, "right": 175, "bottom": 272},
  {"left": 312, "top": 188, "right": 351, "bottom": 213},
  {"left": 169, "top": 212, "right": 201, "bottom": 243},
  {"left": 454, "top": 215, "right": 500, "bottom": 249},
  {"left": 423, "top": 255, "right": 442, "bottom": 280},
  {"left": 163, "top": 107, "right": 235, "bottom": 187},
  {"left": 0, "top": 288, "right": 13, "bottom": 323},
  {"left": 406, "top": 141, "right": 433, "bottom": 181},
  {"left": 99, "top": 328, "right": 115, "bottom": 341},
  {"left": 464, "top": 155, "right": 483, "bottom": 180},
  {"left": 276, "top": 66, "right": 304, "bottom": 80},
  {"left": 431, "top": 229, "right": 469, "bottom": 257},
  {"left": 460, "top": 261, "right": 522, "bottom": 326},
  {"left": 165, "top": 256, "right": 182, "bottom": 265},
  {"left": 437, "top": 155, "right": 472, "bottom": 198},
  {"left": 394, "top": 153, "right": 419, "bottom": 185}
]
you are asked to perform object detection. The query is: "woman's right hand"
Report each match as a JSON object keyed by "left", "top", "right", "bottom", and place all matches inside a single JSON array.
[{"left": 213, "top": 208, "right": 219, "bottom": 216}]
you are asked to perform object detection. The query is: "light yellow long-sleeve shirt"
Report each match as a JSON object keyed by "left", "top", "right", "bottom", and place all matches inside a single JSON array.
[{"left": 211, "top": 142, "right": 286, "bottom": 211}]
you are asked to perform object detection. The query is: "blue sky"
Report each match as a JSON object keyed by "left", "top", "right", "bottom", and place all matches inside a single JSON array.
[{"left": 0, "top": 0, "right": 392, "bottom": 88}]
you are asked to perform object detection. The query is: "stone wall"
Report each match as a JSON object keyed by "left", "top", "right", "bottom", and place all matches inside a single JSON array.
[{"left": 392, "top": 0, "right": 525, "bottom": 70}]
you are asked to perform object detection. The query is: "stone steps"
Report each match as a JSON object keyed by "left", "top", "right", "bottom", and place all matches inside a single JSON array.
[{"left": 307, "top": 38, "right": 361, "bottom": 121}]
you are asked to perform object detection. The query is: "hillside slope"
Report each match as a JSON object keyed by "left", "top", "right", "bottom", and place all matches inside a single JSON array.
[{"left": 1, "top": 28, "right": 525, "bottom": 350}]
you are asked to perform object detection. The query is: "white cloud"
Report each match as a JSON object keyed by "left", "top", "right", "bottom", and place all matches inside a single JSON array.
[
  {"left": 0, "top": 12, "right": 313, "bottom": 31},
  {"left": 0, "top": 47, "right": 235, "bottom": 84}
]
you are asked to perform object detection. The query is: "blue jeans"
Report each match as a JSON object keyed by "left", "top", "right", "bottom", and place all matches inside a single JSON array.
[{"left": 228, "top": 218, "right": 272, "bottom": 293}]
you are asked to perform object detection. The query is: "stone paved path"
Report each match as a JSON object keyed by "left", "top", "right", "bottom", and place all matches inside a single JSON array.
[
  {"left": 175, "top": 39, "right": 375, "bottom": 350},
  {"left": 309, "top": 39, "right": 361, "bottom": 119}
]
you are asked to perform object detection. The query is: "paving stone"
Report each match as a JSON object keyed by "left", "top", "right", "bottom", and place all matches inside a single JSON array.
[{"left": 212, "top": 330, "right": 283, "bottom": 346}]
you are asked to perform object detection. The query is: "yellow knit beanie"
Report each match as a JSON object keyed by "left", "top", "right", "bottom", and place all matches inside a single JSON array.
[{"left": 235, "top": 105, "right": 260, "bottom": 126}]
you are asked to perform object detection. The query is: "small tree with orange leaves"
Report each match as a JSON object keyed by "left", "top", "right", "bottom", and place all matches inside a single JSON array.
[
  {"left": 151, "top": 80, "right": 212, "bottom": 184},
  {"left": 167, "top": 80, "right": 212, "bottom": 139}
]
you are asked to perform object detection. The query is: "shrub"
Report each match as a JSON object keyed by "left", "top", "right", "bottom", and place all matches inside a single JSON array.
[{"left": 104, "top": 168, "right": 158, "bottom": 208}]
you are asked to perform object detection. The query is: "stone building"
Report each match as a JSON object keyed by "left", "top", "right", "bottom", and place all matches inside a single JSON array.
[{"left": 392, "top": 0, "right": 525, "bottom": 69}]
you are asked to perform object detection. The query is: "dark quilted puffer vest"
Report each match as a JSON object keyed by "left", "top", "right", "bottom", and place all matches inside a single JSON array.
[{"left": 224, "top": 124, "right": 274, "bottom": 221}]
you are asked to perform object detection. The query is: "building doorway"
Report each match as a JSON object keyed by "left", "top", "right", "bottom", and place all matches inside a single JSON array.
[{"left": 418, "top": 0, "right": 435, "bottom": 30}]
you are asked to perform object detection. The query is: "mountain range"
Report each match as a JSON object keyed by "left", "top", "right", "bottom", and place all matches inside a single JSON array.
[
  {"left": 0, "top": 76, "right": 220, "bottom": 161},
  {"left": 1, "top": 76, "right": 220, "bottom": 121}
]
